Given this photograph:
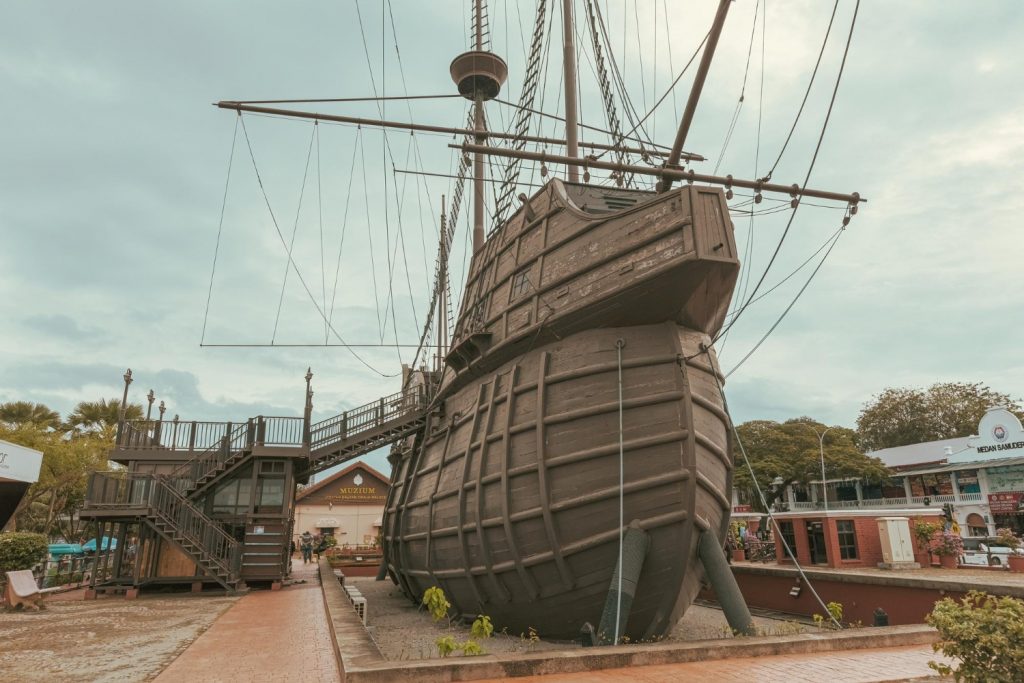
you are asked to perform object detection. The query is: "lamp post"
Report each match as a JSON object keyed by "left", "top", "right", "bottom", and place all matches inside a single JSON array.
[
  {"left": 120, "top": 369, "right": 133, "bottom": 419},
  {"left": 146, "top": 390, "right": 155, "bottom": 420},
  {"left": 796, "top": 423, "right": 834, "bottom": 513}
]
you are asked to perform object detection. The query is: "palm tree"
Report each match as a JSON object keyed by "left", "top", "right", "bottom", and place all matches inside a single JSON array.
[
  {"left": 0, "top": 401, "right": 62, "bottom": 430},
  {"left": 67, "top": 399, "right": 144, "bottom": 434}
]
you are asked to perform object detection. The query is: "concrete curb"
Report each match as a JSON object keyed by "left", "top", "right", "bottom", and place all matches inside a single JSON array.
[
  {"left": 317, "top": 558, "right": 385, "bottom": 681},
  {"left": 316, "top": 578, "right": 937, "bottom": 683}
]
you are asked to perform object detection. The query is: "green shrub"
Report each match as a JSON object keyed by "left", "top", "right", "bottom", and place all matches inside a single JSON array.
[
  {"left": 913, "top": 520, "right": 941, "bottom": 553},
  {"left": 927, "top": 591, "right": 1024, "bottom": 682},
  {"left": 0, "top": 532, "right": 48, "bottom": 573}
]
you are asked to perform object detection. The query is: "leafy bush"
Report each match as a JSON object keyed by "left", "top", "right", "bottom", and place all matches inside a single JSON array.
[
  {"left": 0, "top": 532, "right": 48, "bottom": 573},
  {"left": 913, "top": 521, "right": 941, "bottom": 553},
  {"left": 422, "top": 586, "right": 451, "bottom": 622},
  {"left": 421, "top": 586, "right": 492, "bottom": 657},
  {"left": 927, "top": 591, "right": 1024, "bottom": 682},
  {"left": 995, "top": 528, "right": 1021, "bottom": 551},
  {"left": 930, "top": 531, "right": 964, "bottom": 558},
  {"left": 813, "top": 601, "right": 844, "bottom": 630}
]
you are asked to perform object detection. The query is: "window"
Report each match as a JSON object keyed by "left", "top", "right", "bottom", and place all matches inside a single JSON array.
[
  {"left": 212, "top": 477, "right": 253, "bottom": 515},
  {"left": 257, "top": 478, "right": 284, "bottom": 508},
  {"left": 260, "top": 461, "right": 285, "bottom": 474},
  {"left": 836, "top": 520, "right": 858, "bottom": 560},
  {"left": 510, "top": 269, "right": 532, "bottom": 299},
  {"left": 778, "top": 521, "right": 797, "bottom": 554}
]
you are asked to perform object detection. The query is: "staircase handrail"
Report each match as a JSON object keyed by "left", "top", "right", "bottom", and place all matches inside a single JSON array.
[
  {"left": 308, "top": 385, "right": 427, "bottom": 453},
  {"left": 84, "top": 472, "right": 239, "bottom": 578},
  {"left": 151, "top": 475, "right": 239, "bottom": 577},
  {"left": 166, "top": 421, "right": 253, "bottom": 491}
]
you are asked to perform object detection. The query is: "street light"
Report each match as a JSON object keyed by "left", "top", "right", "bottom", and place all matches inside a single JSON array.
[
  {"left": 120, "top": 368, "right": 133, "bottom": 419},
  {"left": 796, "top": 422, "right": 834, "bottom": 513},
  {"left": 146, "top": 390, "right": 155, "bottom": 420}
]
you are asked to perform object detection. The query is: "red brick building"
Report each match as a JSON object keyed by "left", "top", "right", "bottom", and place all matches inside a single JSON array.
[{"left": 767, "top": 510, "right": 944, "bottom": 568}]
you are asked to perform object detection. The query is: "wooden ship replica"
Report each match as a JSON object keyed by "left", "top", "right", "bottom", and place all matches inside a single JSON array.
[{"left": 79, "top": 0, "right": 862, "bottom": 641}]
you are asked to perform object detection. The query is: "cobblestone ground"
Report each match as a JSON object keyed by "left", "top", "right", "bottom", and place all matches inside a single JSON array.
[
  {"left": 0, "top": 591, "right": 237, "bottom": 682},
  {"left": 479, "top": 645, "right": 951, "bottom": 682},
  {"left": 154, "top": 561, "right": 339, "bottom": 683}
]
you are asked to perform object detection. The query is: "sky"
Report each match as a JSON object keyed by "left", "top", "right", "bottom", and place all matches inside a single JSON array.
[{"left": 2, "top": 1, "right": 1022, "bottom": 476}]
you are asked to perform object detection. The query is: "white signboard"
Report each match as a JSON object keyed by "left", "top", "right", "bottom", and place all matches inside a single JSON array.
[
  {"left": 0, "top": 439, "right": 43, "bottom": 484},
  {"left": 951, "top": 408, "right": 1024, "bottom": 463}
]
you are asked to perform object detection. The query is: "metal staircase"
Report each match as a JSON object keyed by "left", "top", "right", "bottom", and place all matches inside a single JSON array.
[
  {"left": 85, "top": 472, "right": 241, "bottom": 591},
  {"left": 82, "top": 382, "right": 431, "bottom": 591}
]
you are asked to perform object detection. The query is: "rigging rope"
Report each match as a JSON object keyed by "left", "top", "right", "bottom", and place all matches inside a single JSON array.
[
  {"left": 614, "top": 337, "right": 626, "bottom": 645},
  {"left": 712, "top": 0, "right": 861, "bottom": 346},
  {"left": 763, "top": 0, "right": 840, "bottom": 182},
  {"left": 201, "top": 114, "right": 239, "bottom": 345},
  {"left": 707, "top": 365, "right": 843, "bottom": 630},
  {"left": 238, "top": 115, "right": 398, "bottom": 376},
  {"left": 271, "top": 123, "right": 317, "bottom": 345}
]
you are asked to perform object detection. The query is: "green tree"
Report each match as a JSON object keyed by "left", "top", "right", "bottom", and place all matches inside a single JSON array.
[
  {"left": 0, "top": 401, "right": 62, "bottom": 431},
  {"left": 856, "top": 382, "right": 1023, "bottom": 451},
  {"left": 1, "top": 423, "right": 110, "bottom": 537},
  {"left": 732, "top": 418, "right": 890, "bottom": 512},
  {"left": 67, "top": 398, "right": 143, "bottom": 438}
]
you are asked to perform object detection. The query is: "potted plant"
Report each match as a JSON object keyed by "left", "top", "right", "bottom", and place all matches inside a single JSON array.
[
  {"left": 913, "top": 520, "right": 940, "bottom": 567},
  {"left": 728, "top": 524, "right": 745, "bottom": 562},
  {"left": 930, "top": 530, "right": 964, "bottom": 569},
  {"left": 995, "top": 528, "right": 1024, "bottom": 573}
]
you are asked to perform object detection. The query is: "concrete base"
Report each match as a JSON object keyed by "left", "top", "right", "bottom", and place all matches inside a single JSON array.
[
  {"left": 271, "top": 581, "right": 282, "bottom": 591},
  {"left": 191, "top": 581, "right": 204, "bottom": 593},
  {"left": 125, "top": 588, "right": 139, "bottom": 600},
  {"left": 83, "top": 588, "right": 97, "bottom": 600},
  {"left": 877, "top": 561, "right": 921, "bottom": 571}
]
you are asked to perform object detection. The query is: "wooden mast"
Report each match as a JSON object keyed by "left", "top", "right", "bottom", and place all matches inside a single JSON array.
[
  {"left": 472, "top": 0, "right": 487, "bottom": 252},
  {"left": 661, "top": 0, "right": 733, "bottom": 193},
  {"left": 561, "top": 0, "right": 579, "bottom": 181}
]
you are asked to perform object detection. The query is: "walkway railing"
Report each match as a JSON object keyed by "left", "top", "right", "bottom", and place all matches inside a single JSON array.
[
  {"left": 788, "top": 494, "right": 961, "bottom": 511},
  {"left": 309, "top": 385, "right": 427, "bottom": 453},
  {"left": 116, "top": 416, "right": 305, "bottom": 453},
  {"left": 85, "top": 472, "right": 239, "bottom": 578}
]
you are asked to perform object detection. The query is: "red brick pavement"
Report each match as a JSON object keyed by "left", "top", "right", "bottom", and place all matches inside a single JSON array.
[
  {"left": 155, "top": 558, "right": 340, "bottom": 683},
  {"left": 485, "top": 645, "right": 948, "bottom": 682}
]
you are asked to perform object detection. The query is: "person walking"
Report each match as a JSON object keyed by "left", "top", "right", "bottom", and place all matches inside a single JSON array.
[{"left": 300, "top": 531, "right": 314, "bottom": 564}]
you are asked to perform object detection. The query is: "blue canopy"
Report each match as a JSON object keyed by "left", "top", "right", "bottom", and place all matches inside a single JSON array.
[
  {"left": 82, "top": 537, "right": 117, "bottom": 552},
  {"left": 48, "top": 543, "right": 84, "bottom": 558}
]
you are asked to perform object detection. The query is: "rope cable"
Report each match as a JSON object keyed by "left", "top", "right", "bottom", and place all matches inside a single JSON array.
[
  {"left": 713, "top": 0, "right": 861, "bottom": 345},
  {"left": 238, "top": 115, "right": 396, "bottom": 376},
  {"left": 201, "top": 114, "right": 239, "bottom": 345},
  {"left": 271, "top": 123, "right": 317, "bottom": 344}
]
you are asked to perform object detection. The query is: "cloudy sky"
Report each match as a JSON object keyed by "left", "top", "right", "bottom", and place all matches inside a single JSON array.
[{"left": 2, "top": 1, "right": 1021, "bottom": 475}]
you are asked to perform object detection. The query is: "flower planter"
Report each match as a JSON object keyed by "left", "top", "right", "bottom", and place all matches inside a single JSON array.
[
  {"left": 731, "top": 549, "right": 746, "bottom": 563},
  {"left": 1008, "top": 555, "right": 1024, "bottom": 573},
  {"left": 914, "top": 551, "right": 932, "bottom": 567},
  {"left": 939, "top": 554, "right": 959, "bottom": 569}
]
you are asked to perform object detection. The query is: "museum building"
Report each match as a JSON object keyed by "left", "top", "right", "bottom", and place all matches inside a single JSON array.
[
  {"left": 293, "top": 461, "right": 389, "bottom": 548},
  {"left": 731, "top": 407, "right": 1024, "bottom": 568}
]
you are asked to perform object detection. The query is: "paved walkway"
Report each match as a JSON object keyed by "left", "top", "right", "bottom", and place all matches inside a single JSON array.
[
  {"left": 155, "top": 557, "right": 340, "bottom": 683},
  {"left": 484, "top": 645, "right": 947, "bottom": 682}
]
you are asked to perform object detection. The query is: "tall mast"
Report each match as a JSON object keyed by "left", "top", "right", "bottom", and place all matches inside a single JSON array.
[
  {"left": 662, "top": 0, "right": 732, "bottom": 192},
  {"left": 561, "top": 0, "right": 579, "bottom": 181},
  {"left": 451, "top": 1, "right": 507, "bottom": 252},
  {"left": 472, "top": 0, "right": 487, "bottom": 251}
]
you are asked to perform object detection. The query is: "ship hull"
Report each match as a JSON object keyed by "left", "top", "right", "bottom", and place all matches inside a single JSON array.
[{"left": 383, "top": 322, "right": 732, "bottom": 639}]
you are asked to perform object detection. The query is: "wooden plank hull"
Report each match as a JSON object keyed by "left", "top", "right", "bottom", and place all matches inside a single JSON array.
[{"left": 384, "top": 323, "right": 732, "bottom": 640}]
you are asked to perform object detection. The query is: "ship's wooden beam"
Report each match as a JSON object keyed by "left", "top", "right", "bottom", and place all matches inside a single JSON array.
[
  {"left": 453, "top": 142, "right": 865, "bottom": 204},
  {"left": 215, "top": 101, "right": 703, "bottom": 160}
]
